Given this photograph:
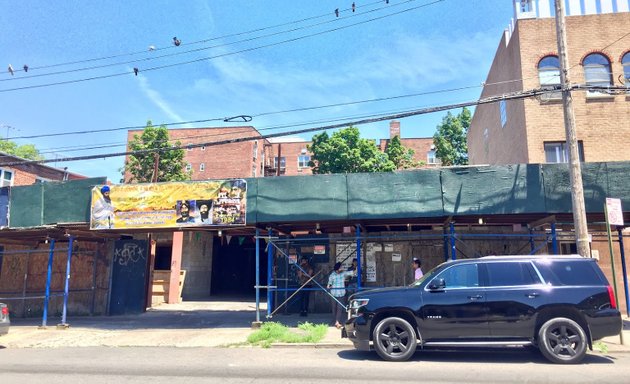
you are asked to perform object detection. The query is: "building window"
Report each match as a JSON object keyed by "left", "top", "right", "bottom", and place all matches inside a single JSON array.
[
  {"left": 186, "top": 163, "right": 192, "bottom": 172},
  {"left": 427, "top": 150, "right": 437, "bottom": 164},
  {"left": 544, "top": 141, "right": 584, "bottom": 163},
  {"left": 583, "top": 53, "right": 612, "bottom": 97},
  {"left": 298, "top": 155, "right": 310, "bottom": 168},
  {"left": 623, "top": 52, "right": 630, "bottom": 89},
  {"left": 186, "top": 143, "right": 193, "bottom": 151},
  {"left": 274, "top": 156, "right": 286, "bottom": 169},
  {"left": 253, "top": 141, "right": 258, "bottom": 160},
  {"left": 199, "top": 163, "right": 205, "bottom": 172},
  {"left": 201, "top": 145, "right": 206, "bottom": 151},
  {"left": 252, "top": 165, "right": 257, "bottom": 177},
  {"left": 499, "top": 100, "right": 507, "bottom": 127},
  {"left": 0, "top": 170, "right": 13, "bottom": 187},
  {"left": 538, "top": 55, "right": 562, "bottom": 100}
]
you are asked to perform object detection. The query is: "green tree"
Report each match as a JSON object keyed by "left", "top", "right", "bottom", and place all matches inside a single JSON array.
[
  {"left": 433, "top": 107, "right": 471, "bottom": 166},
  {"left": 308, "top": 126, "right": 395, "bottom": 174},
  {"left": 0, "top": 141, "right": 43, "bottom": 160},
  {"left": 121, "top": 121, "right": 191, "bottom": 183},
  {"left": 385, "top": 135, "right": 423, "bottom": 170}
]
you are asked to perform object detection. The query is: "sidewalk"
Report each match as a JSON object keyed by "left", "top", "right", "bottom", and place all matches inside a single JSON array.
[{"left": 1, "top": 299, "right": 628, "bottom": 354}]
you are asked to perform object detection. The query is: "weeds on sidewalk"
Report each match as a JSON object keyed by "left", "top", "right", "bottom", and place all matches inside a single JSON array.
[{"left": 247, "top": 322, "right": 328, "bottom": 348}]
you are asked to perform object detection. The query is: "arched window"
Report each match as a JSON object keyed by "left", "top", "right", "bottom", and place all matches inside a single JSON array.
[
  {"left": 583, "top": 53, "right": 612, "bottom": 96},
  {"left": 623, "top": 52, "right": 630, "bottom": 89},
  {"left": 538, "top": 55, "right": 561, "bottom": 100}
]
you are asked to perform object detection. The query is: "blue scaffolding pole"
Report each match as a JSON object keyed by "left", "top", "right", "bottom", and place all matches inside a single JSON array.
[
  {"left": 41, "top": 239, "right": 56, "bottom": 328},
  {"left": 59, "top": 236, "right": 74, "bottom": 327}
]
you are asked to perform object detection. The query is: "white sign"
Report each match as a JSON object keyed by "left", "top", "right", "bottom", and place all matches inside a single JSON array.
[
  {"left": 365, "top": 243, "right": 377, "bottom": 282},
  {"left": 392, "top": 253, "right": 402, "bottom": 262},
  {"left": 606, "top": 198, "right": 624, "bottom": 226},
  {"left": 384, "top": 243, "right": 394, "bottom": 252}
]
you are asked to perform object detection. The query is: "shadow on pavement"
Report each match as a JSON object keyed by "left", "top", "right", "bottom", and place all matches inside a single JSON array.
[{"left": 337, "top": 347, "right": 617, "bottom": 364}]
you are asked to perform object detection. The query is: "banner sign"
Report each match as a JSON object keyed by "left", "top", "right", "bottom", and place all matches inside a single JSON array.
[
  {"left": 606, "top": 198, "right": 624, "bottom": 226},
  {"left": 90, "top": 179, "right": 247, "bottom": 230}
]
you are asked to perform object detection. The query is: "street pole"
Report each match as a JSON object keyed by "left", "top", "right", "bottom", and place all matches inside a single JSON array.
[{"left": 554, "top": 0, "right": 590, "bottom": 257}]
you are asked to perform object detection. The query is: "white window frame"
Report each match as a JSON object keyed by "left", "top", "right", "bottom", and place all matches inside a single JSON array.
[
  {"left": 538, "top": 55, "right": 562, "bottom": 101},
  {"left": 298, "top": 154, "right": 310, "bottom": 168},
  {"left": 427, "top": 150, "right": 437, "bottom": 165},
  {"left": 544, "top": 141, "right": 584, "bottom": 163},
  {"left": 186, "top": 143, "right": 193, "bottom": 151},
  {"left": 583, "top": 53, "right": 613, "bottom": 98},
  {"left": 185, "top": 163, "right": 192, "bottom": 172},
  {"left": 622, "top": 52, "right": 630, "bottom": 90},
  {"left": 199, "top": 163, "right": 205, "bottom": 172},
  {"left": 253, "top": 141, "right": 258, "bottom": 160},
  {"left": 499, "top": 100, "right": 507, "bottom": 127},
  {"left": 274, "top": 156, "right": 286, "bottom": 169},
  {"left": 0, "top": 169, "right": 13, "bottom": 187}
]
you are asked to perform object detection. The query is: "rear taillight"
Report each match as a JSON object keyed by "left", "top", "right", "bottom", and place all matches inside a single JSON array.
[
  {"left": 607, "top": 285, "right": 617, "bottom": 309},
  {"left": 1, "top": 306, "right": 7, "bottom": 315}
]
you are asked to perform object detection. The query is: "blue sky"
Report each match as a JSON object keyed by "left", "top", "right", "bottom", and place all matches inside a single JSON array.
[{"left": 0, "top": 0, "right": 514, "bottom": 182}]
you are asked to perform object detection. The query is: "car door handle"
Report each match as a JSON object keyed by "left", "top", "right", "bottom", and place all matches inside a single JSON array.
[
  {"left": 526, "top": 293, "right": 540, "bottom": 298},
  {"left": 468, "top": 295, "right": 483, "bottom": 301}
]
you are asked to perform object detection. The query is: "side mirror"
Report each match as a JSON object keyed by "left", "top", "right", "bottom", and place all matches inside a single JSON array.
[{"left": 428, "top": 278, "right": 446, "bottom": 291}]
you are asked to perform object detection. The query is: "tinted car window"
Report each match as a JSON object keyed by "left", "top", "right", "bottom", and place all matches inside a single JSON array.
[
  {"left": 534, "top": 260, "right": 605, "bottom": 286},
  {"left": 486, "top": 261, "right": 540, "bottom": 286},
  {"left": 435, "top": 263, "right": 479, "bottom": 288}
]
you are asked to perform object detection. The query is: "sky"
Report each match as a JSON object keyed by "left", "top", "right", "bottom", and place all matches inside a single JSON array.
[{"left": 0, "top": 0, "right": 515, "bottom": 183}]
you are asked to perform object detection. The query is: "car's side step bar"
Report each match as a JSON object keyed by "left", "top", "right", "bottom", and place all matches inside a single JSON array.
[{"left": 422, "top": 341, "right": 533, "bottom": 347}]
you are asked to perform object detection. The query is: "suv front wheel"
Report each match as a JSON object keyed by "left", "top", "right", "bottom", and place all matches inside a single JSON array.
[
  {"left": 372, "top": 317, "right": 417, "bottom": 362},
  {"left": 538, "top": 317, "right": 587, "bottom": 364}
]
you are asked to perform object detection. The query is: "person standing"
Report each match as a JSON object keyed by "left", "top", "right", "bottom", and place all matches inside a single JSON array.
[
  {"left": 296, "top": 257, "right": 314, "bottom": 317},
  {"left": 413, "top": 258, "right": 423, "bottom": 281},
  {"left": 345, "top": 258, "right": 358, "bottom": 299},
  {"left": 92, "top": 185, "right": 114, "bottom": 229},
  {"left": 327, "top": 262, "right": 355, "bottom": 329}
]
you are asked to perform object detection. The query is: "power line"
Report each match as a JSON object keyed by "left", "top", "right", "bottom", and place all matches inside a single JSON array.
[
  {"left": 0, "top": 0, "right": 444, "bottom": 93},
  {"left": 3, "top": 0, "right": 392, "bottom": 75},
  {"left": 5, "top": 81, "right": 475, "bottom": 141},
  {"left": 0, "top": 86, "right": 569, "bottom": 168}
]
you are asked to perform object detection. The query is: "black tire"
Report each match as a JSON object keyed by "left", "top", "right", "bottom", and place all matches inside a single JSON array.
[
  {"left": 538, "top": 317, "right": 587, "bottom": 364},
  {"left": 372, "top": 317, "right": 417, "bottom": 362}
]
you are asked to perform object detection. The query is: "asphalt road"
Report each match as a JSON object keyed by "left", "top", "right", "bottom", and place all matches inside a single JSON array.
[{"left": 1, "top": 346, "right": 629, "bottom": 384}]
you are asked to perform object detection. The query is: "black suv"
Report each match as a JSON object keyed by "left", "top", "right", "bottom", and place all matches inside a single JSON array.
[{"left": 343, "top": 255, "right": 621, "bottom": 364}]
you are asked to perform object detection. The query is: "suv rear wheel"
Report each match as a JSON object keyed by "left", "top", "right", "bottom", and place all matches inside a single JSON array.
[
  {"left": 538, "top": 317, "right": 587, "bottom": 364},
  {"left": 372, "top": 317, "right": 417, "bottom": 361}
]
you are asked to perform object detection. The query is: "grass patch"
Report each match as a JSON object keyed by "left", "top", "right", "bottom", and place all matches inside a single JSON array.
[{"left": 247, "top": 322, "right": 328, "bottom": 348}]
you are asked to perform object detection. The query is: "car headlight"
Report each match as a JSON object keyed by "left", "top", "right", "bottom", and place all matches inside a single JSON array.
[{"left": 348, "top": 298, "right": 369, "bottom": 318}]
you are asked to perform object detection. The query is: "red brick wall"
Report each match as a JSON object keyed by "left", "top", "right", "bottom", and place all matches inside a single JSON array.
[
  {"left": 469, "top": 12, "right": 630, "bottom": 165},
  {"left": 0, "top": 154, "right": 86, "bottom": 186}
]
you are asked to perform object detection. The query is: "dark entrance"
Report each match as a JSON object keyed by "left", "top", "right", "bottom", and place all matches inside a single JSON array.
[
  {"left": 211, "top": 238, "right": 267, "bottom": 297},
  {"left": 110, "top": 239, "right": 149, "bottom": 315}
]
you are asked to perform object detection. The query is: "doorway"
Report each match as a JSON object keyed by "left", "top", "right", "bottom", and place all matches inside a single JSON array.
[{"left": 211, "top": 237, "right": 267, "bottom": 297}]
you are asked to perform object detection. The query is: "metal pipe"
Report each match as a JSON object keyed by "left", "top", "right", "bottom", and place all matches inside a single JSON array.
[
  {"left": 450, "top": 222, "right": 456, "bottom": 260},
  {"left": 60, "top": 236, "right": 74, "bottom": 326},
  {"left": 618, "top": 227, "right": 629, "bottom": 317},
  {"left": 42, "top": 239, "right": 56, "bottom": 328},
  {"left": 266, "top": 229, "right": 273, "bottom": 318},
  {"left": 551, "top": 222, "right": 558, "bottom": 254},
  {"left": 356, "top": 225, "right": 362, "bottom": 292},
  {"left": 255, "top": 228, "right": 260, "bottom": 323}
]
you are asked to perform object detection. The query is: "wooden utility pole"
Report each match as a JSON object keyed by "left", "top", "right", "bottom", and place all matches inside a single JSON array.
[
  {"left": 151, "top": 152, "right": 160, "bottom": 183},
  {"left": 554, "top": 0, "right": 590, "bottom": 257}
]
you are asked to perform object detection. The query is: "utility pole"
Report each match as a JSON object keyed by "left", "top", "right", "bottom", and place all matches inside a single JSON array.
[{"left": 554, "top": 0, "right": 590, "bottom": 257}]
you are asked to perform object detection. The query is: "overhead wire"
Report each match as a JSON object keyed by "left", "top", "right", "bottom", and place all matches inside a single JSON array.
[
  {"left": 0, "top": 85, "right": 582, "bottom": 167},
  {"left": 0, "top": 0, "right": 444, "bottom": 93},
  {"left": 4, "top": 0, "right": 390, "bottom": 75}
]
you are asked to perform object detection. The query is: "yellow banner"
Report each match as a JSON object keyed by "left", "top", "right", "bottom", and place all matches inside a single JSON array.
[{"left": 90, "top": 179, "right": 247, "bottom": 230}]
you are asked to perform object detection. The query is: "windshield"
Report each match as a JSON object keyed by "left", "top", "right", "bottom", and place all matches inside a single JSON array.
[{"left": 409, "top": 266, "right": 439, "bottom": 287}]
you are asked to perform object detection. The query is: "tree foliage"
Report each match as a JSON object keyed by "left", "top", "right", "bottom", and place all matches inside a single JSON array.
[
  {"left": 433, "top": 107, "right": 471, "bottom": 166},
  {"left": 308, "top": 126, "right": 419, "bottom": 174},
  {"left": 0, "top": 140, "right": 43, "bottom": 160},
  {"left": 121, "top": 121, "right": 191, "bottom": 183},
  {"left": 385, "top": 135, "right": 423, "bottom": 170}
]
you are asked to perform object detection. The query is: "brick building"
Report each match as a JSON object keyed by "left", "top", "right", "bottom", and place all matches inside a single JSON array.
[
  {"left": 468, "top": 0, "right": 630, "bottom": 165},
  {"left": 0, "top": 152, "right": 86, "bottom": 186},
  {"left": 125, "top": 121, "right": 436, "bottom": 181}
]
